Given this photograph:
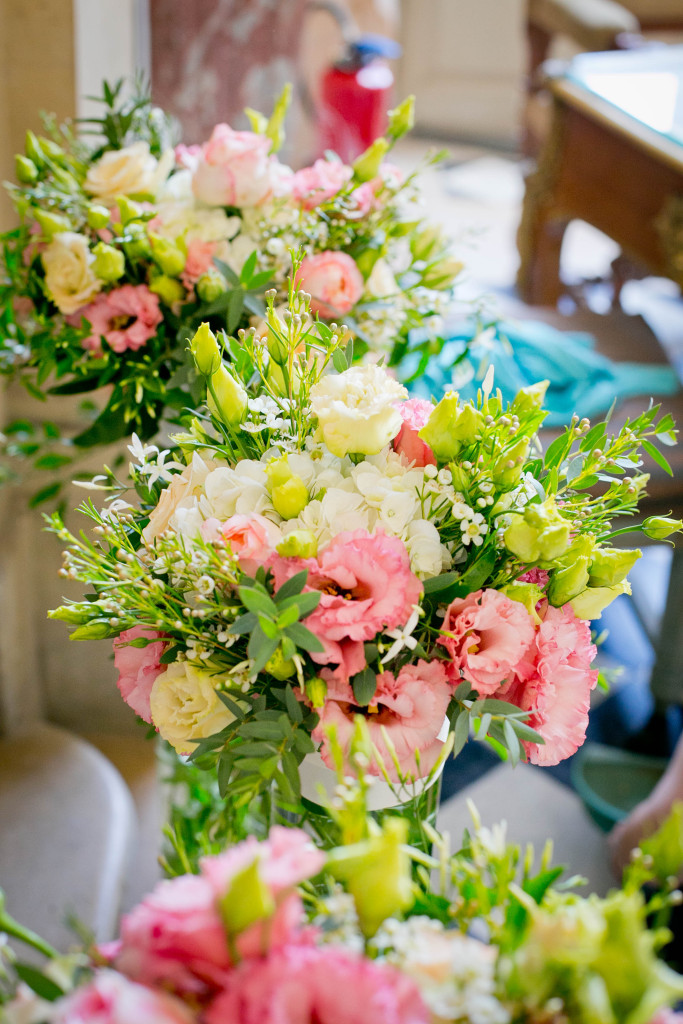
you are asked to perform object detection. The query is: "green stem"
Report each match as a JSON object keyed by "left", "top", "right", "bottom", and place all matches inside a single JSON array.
[{"left": 0, "top": 906, "right": 58, "bottom": 961}]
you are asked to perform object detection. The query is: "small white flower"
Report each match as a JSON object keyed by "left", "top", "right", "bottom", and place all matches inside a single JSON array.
[
  {"left": 437, "top": 468, "right": 452, "bottom": 485},
  {"left": 452, "top": 499, "right": 474, "bottom": 520},
  {"left": 128, "top": 433, "right": 159, "bottom": 465},
  {"left": 380, "top": 606, "right": 422, "bottom": 663},
  {"left": 460, "top": 513, "right": 488, "bottom": 547},
  {"left": 424, "top": 464, "right": 438, "bottom": 480},
  {"left": 142, "top": 449, "right": 186, "bottom": 488}
]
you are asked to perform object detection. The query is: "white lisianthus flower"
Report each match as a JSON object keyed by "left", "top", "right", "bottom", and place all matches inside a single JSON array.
[
  {"left": 150, "top": 661, "right": 239, "bottom": 754},
  {"left": 201, "top": 460, "right": 274, "bottom": 521},
  {"left": 84, "top": 141, "right": 169, "bottom": 199},
  {"left": 364, "top": 257, "right": 398, "bottom": 299},
  {"left": 142, "top": 452, "right": 220, "bottom": 545},
  {"left": 378, "top": 490, "right": 420, "bottom": 535},
  {"left": 310, "top": 365, "right": 407, "bottom": 458},
  {"left": 404, "top": 519, "right": 447, "bottom": 578},
  {"left": 41, "top": 232, "right": 102, "bottom": 314}
]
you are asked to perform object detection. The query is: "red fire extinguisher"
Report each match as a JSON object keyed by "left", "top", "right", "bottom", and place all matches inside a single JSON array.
[{"left": 307, "top": 2, "right": 402, "bottom": 163}]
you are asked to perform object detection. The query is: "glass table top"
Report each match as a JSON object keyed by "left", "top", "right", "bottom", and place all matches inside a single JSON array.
[{"left": 566, "top": 45, "right": 683, "bottom": 148}]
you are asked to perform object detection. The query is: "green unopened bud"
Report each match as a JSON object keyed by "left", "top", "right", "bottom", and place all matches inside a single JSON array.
[
  {"left": 304, "top": 676, "right": 327, "bottom": 709},
  {"left": 410, "top": 224, "right": 444, "bottom": 262},
  {"left": 122, "top": 222, "right": 152, "bottom": 260},
  {"left": 51, "top": 166, "right": 79, "bottom": 193},
  {"left": 219, "top": 858, "right": 275, "bottom": 937},
  {"left": 86, "top": 204, "right": 111, "bottom": 230},
  {"left": 24, "top": 131, "right": 44, "bottom": 166},
  {"left": 641, "top": 515, "right": 683, "bottom": 540},
  {"left": 547, "top": 556, "right": 591, "bottom": 607},
  {"left": 266, "top": 456, "right": 293, "bottom": 488},
  {"left": 272, "top": 476, "right": 308, "bottom": 520},
  {"left": 190, "top": 322, "right": 222, "bottom": 376},
  {"left": 196, "top": 268, "right": 227, "bottom": 304},
  {"left": 33, "top": 208, "right": 70, "bottom": 238},
  {"left": 505, "top": 500, "right": 572, "bottom": 564},
  {"left": 208, "top": 364, "right": 248, "bottom": 426},
  {"left": 38, "top": 137, "right": 65, "bottom": 161},
  {"left": 449, "top": 465, "right": 471, "bottom": 494},
  {"left": 492, "top": 436, "right": 529, "bottom": 488},
  {"left": 149, "top": 274, "right": 185, "bottom": 306},
  {"left": 15, "top": 155, "right": 39, "bottom": 184},
  {"left": 244, "top": 107, "right": 268, "bottom": 134},
  {"left": 265, "top": 645, "right": 296, "bottom": 680},
  {"left": 277, "top": 530, "right": 318, "bottom": 559},
  {"left": 117, "top": 196, "right": 143, "bottom": 225},
  {"left": 570, "top": 578, "right": 631, "bottom": 619},
  {"left": 387, "top": 95, "right": 415, "bottom": 140},
  {"left": 422, "top": 256, "right": 464, "bottom": 290},
  {"left": 588, "top": 547, "right": 641, "bottom": 588},
  {"left": 499, "top": 582, "right": 544, "bottom": 624},
  {"left": 48, "top": 603, "right": 99, "bottom": 625},
  {"left": 512, "top": 380, "right": 549, "bottom": 416},
  {"left": 265, "top": 82, "right": 292, "bottom": 153},
  {"left": 352, "top": 137, "right": 390, "bottom": 183},
  {"left": 69, "top": 620, "right": 117, "bottom": 641},
  {"left": 150, "top": 234, "right": 186, "bottom": 277},
  {"left": 91, "top": 241, "right": 125, "bottom": 283}
]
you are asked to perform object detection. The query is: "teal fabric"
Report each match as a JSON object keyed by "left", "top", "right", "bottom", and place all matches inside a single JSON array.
[{"left": 405, "top": 319, "right": 680, "bottom": 427}]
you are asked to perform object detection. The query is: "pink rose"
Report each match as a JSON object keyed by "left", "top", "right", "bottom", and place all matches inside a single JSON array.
[
  {"left": 295, "top": 251, "right": 364, "bottom": 318},
  {"left": 201, "top": 513, "right": 281, "bottom": 576},
  {"left": 503, "top": 604, "right": 598, "bottom": 766},
  {"left": 393, "top": 398, "right": 437, "bottom": 467},
  {"left": 314, "top": 659, "right": 452, "bottom": 782},
  {"left": 70, "top": 284, "right": 163, "bottom": 354},
  {"left": 53, "top": 970, "right": 194, "bottom": 1024},
  {"left": 113, "top": 626, "right": 166, "bottom": 723},
  {"left": 291, "top": 159, "right": 352, "bottom": 210},
  {"left": 438, "top": 589, "right": 536, "bottom": 694},
  {"left": 204, "top": 944, "right": 429, "bottom": 1024},
  {"left": 181, "top": 238, "right": 216, "bottom": 286},
  {"left": 192, "top": 124, "right": 280, "bottom": 207},
  {"left": 175, "top": 142, "right": 202, "bottom": 172}
]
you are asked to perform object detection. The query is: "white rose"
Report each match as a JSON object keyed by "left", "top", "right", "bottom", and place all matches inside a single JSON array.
[
  {"left": 150, "top": 661, "right": 238, "bottom": 754},
  {"left": 404, "top": 519, "right": 445, "bottom": 578},
  {"left": 310, "top": 365, "right": 407, "bottom": 458},
  {"left": 41, "top": 232, "right": 102, "bottom": 315},
  {"left": 84, "top": 141, "right": 168, "bottom": 199},
  {"left": 142, "top": 453, "right": 219, "bottom": 546}
]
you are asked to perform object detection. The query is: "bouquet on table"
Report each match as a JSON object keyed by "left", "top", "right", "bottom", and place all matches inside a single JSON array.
[
  {"left": 0, "top": 79, "right": 460, "bottom": 501},
  {"left": 3, "top": 780, "right": 683, "bottom": 1024},
  {"left": 49, "top": 277, "right": 681, "bottom": 848}
]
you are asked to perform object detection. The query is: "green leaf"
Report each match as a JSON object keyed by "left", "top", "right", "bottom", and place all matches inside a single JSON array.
[
  {"left": 216, "top": 692, "right": 247, "bottom": 718},
  {"left": 239, "top": 586, "right": 277, "bottom": 617},
  {"left": 543, "top": 432, "right": 570, "bottom": 469},
  {"left": 159, "top": 644, "right": 184, "bottom": 665},
  {"left": 332, "top": 347, "right": 347, "bottom": 373},
  {"left": 503, "top": 718, "right": 520, "bottom": 766},
  {"left": 281, "top": 749, "right": 302, "bottom": 800},
  {"left": 226, "top": 288, "right": 245, "bottom": 334},
  {"left": 289, "top": 591, "right": 321, "bottom": 618},
  {"left": 239, "top": 720, "right": 287, "bottom": 740},
  {"left": 423, "top": 571, "right": 459, "bottom": 595},
  {"left": 284, "top": 621, "right": 325, "bottom": 653},
  {"left": 276, "top": 604, "right": 300, "bottom": 629},
  {"left": 351, "top": 666, "right": 376, "bottom": 706},
  {"left": 15, "top": 964, "right": 63, "bottom": 1002},
  {"left": 247, "top": 626, "right": 279, "bottom": 673},
  {"left": 33, "top": 453, "right": 73, "bottom": 470},
  {"left": 275, "top": 570, "right": 309, "bottom": 601},
  {"left": 248, "top": 270, "right": 275, "bottom": 290},
  {"left": 642, "top": 438, "right": 673, "bottom": 476},
  {"left": 451, "top": 710, "right": 470, "bottom": 758},
  {"left": 228, "top": 612, "right": 258, "bottom": 635},
  {"left": 240, "top": 250, "right": 258, "bottom": 285},
  {"left": 258, "top": 614, "right": 279, "bottom": 639},
  {"left": 285, "top": 684, "right": 304, "bottom": 723},
  {"left": 28, "top": 482, "right": 61, "bottom": 508},
  {"left": 213, "top": 258, "right": 240, "bottom": 286}
]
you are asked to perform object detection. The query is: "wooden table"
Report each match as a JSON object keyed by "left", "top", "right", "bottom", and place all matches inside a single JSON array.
[{"left": 517, "top": 46, "right": 683, "bottom": 305}]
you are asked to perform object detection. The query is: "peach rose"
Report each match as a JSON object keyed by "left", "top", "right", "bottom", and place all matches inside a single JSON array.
[
  {"left": 201, "top": 513, "right": 281, "bottom": 575},
  {"left": 295, "top": 251, "right": 363, "bottom": 318},
  {"left": 142, "top": 453, "right": 217, "bottom": 545}
]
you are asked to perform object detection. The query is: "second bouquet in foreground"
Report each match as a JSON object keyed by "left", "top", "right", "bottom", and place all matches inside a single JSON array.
[{"left": 50, "top": 281, "right": 680, "bottom": 827}]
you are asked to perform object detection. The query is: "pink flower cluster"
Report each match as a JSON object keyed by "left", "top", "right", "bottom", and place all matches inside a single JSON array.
[
  {"left": 70, "top": 284, "right": 162, "bottom": 355},
  {"left": 46, "top": 830, "right": 429, "bottom": 1024}
]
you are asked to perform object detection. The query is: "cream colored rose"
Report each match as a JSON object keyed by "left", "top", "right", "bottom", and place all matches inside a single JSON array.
[
  {"left": 404, "top": 519, "right": 447, "bottom": 578},
  {"left": 84, "top": 141, "right": 163, "bottom": 200},
  {"left": 364, "top": 257, "right": 398, "bottom": 299},
  {"left": 41, "top": 232, "right": 103, "bottom": 315},
  {"left": 142, "top": 453, "right": 218, "bottom": 545},
  {"left": 150, "top": 661, "right": 237, "bottom": 754},
  {"left": 309, "top": 365, "right": 407, "bottom": 458}
]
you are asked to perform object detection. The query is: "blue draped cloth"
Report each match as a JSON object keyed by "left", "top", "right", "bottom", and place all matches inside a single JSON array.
[{"left": 404, "top": 319, "right": 680, "bottom": 427}]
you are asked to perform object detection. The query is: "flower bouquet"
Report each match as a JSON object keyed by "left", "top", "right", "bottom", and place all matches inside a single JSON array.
[
  {"left": 3, "top": 782, "right": 683, "bottom": 1024},
  {"left": 1, "top": 80, "right": 460, "bottom": 503},
  {"left": 48, "top": 277, "right": 681, "bottom": 850}
]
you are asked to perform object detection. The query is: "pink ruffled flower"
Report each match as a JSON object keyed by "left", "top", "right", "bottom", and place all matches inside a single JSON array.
[
  {"left": 295, "top": 251, "right": 364, "bottom": 318},
  {"left": 348, "top": 181, "right": 376, "bottom": 217},
  {"left": 393, "top": 398, "right": 437, "bottom": 467},
  {"left": 192, "top": 124, "right": 280, "bottom": 207},
  {"left": 438, "top": 589, "right": 536, "bottom": 694},
  {"left": 53, "top": 970, "right": 194, "bottom": 1024},
  {"left": 175, "top": 143, "right": 202, "bottom": 172},
  {"left": 204, "top": 943, "right": 429, "bottom": 1024},
  {"left": 270, "top": 531, "right": 422, "bottom": 678},
  {"left": 113, "top": 626, "right": 166, "bottom": 723},
  {"left": 202, "top": 513, "right": 280, "bottom": 576},
  {"left": 517, "top": 567, "right": 550, "bottom": 588},
  {"left": 503, "top": 604, "right": 598, "bottom": 766},
  {"left": 181, "top": 238, "right": 216, "bottom": 286},
  {"left": 70, "top": 284, "right": 162, "bottom": 354},
  {"left": 314, "top": 659, "right": 451, "bottom": 782},
  {"left": 291, "top": 159, "right": 352, "bottom": 210}
]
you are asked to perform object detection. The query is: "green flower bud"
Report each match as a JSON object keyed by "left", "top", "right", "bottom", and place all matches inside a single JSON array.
[
  {"left": 68, "top": 620, "right": 117, "bottom": 641},
  {"left": 33, "top": 208, "right": 70, "bottom": 238},
  {"left": 641, "top": 515, "right": 683, "bottom": 540},
  {"left": 122, "top": 222, "right": 152, "bottom": 260},
  {"left": 38, "top": 137, "right": 65, "bottom": 161},
  {"left": 117, "top": 196, "right": 143, "bottom": 225},
  {"left": 196, "top": 268, "right": 227, "bottom": 304},
  {"left": 149, "top": 274, "right": 185, "bottom": 306},
  {"left": 499, "top": 581, "right": 544, "bottom": 623},
  {"left": 387, "top": 95, "right": 415, "bottom": 140},
  {"left": 304, "top": 676, "right": 327, "bottom": 709},
  {"left": 512, "top": 380, "right": 549, "bottom": 416},
  {"left": 410, "top": 224, "right": 444, "bottom": 262},
  {"left": 86, "top": 204, "right": 111, "bottom": 230},
  {"left": 51, "top": 166, "right": 79, "bottom": 193},
  {"left": 190, "top": 322, "right": 222, "bottom": 376},
  {"left": 91, "top": 241, "right": 125, "bottom": 283},
  {"left": 48, "top": 603, "right": 99, "bottom": 625},
  {"left": 492, "top": 436, "right": 529, "bottom": 488},
  {"left": 266, "top": 456, "right": 293, "bottom": 488},
  {"left": 419, "top": 394, "right": 484, "bottom": 461},
  {"left": 504, "top": 500, "right": 572, "bottom": 564},
  {"left": 219, "top": 857, "right": 275, "bottom": 937},
  {"left": 272, "top": 476, "right": 309, "bottom": 520},
  {"left": 15, "top": 155, "right": 39, "bottom": 184},
  {"left": 352, "top": 138, "right": 390, "bottom": 183},
  {"left": 588, "top": 547, "right": 641, "bottom": 588},
  {"left": 265, "top": 645, "right": 296, "bottom": 680},
  {"left": 265, "top": 82, "right": 292, "bottom": 153},
  {"left": 150, "top": 234, "right": 186, "bottom": 277},
  {"left": 547, "top": 556, "right": 591, "bottom": 607},
  {"left": 570, "top": 578, "right": 631, "bottom": 619},
  {"left": 421, "top": 256, "right": 464, "bottom": 290},
  {"left": 25, "top": 130, "right": 45, "bottom": 166},
  {"left": 208, "top": 364, "right": 248, "bottom": 426},
  {"left": 244, "top": 107, "right": 268, "bottom": 134},
  {"left": 277, "top": 530, "right": 318, "bottom": 559}
]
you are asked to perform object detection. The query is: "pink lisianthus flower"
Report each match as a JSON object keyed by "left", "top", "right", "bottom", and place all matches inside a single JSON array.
[
  {"left": 202, "top": 513, "right": 281, "bottom": 576},
  {"left": 517, "top": 567, "right": 550, "bottom": 588},
  {"left": 53, "top": 969, "right": 195, "bottom": 1024},
  {"left": 314, "top": 659, "right": 452, "bottom": 782},
  {"left": 192, "top": 124, "right": 280, "bottom": 207},
  {"left": 270, "top": 531, "right": 422, "bottom": 678},
  {"left": 175, "top": 142, "right": 202, "bottom": 172},
  {"left": 181, "top": 238, "right": 216, "bottom": 287},
  {"left": 70, "top": 284, "right": 162, "bottom": 354},
  {"left": 295, "top": 251, "right": 364, "bottom": 318},
  {"left": 113, "top": 625, "right": 166, "bottom": 723},
  {"left": 438, "top": 589, "right": 536, "bottom": 694},
  {"left": 503, "top": 604, "right": 598, "bottom": 766},
  {"left": 291, "top": 158, "right": 352, "bottom": 210},
  {"left": 204, "top": 943, "right": 429, "bottom": 1024},
  {"left": 348, "top": 181, "right": 376, "bottom": 217},
  {"left": 393, "top": 398, "right": 437, "bottom": 467}
]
